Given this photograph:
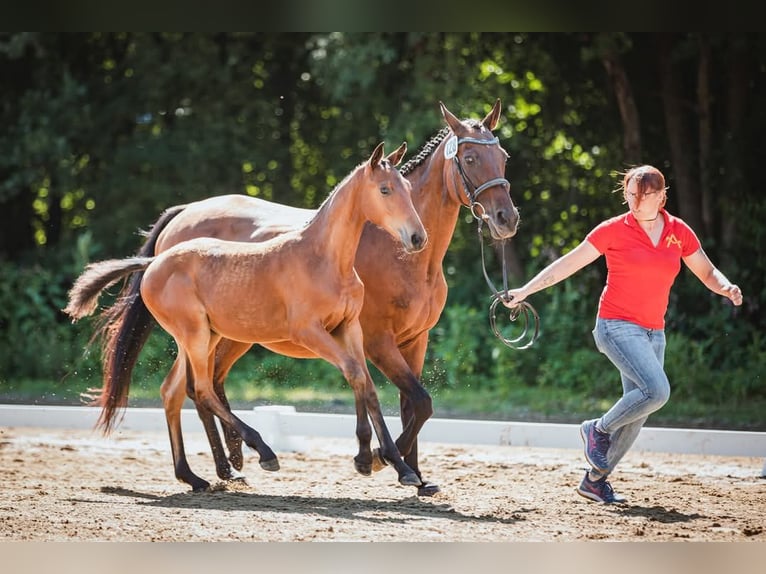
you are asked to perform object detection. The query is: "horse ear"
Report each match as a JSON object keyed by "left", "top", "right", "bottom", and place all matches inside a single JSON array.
[
  {"left": 439, "top": 101, "right": 464, "bottom": 135},
  {"left": 482, "top": 98, "right": 502, "bottom": 131},
  {"left": 369, "top": 142, "right": 385, "bottom": 167},
  {"left": 387, "top": 141, "right": 407, "bottom": 166}
]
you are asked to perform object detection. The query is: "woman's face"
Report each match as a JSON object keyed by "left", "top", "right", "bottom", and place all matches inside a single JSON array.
[{"left": 625, "top": 179, "right": 664, "bottom": 219}]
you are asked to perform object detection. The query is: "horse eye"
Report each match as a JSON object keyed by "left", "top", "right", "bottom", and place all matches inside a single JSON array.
[
  {"left": 380, "top": 185, "right": 391, "bottom": 196},
  {"left": 465, "top": 155, "right": 475, "bottom": 165}
]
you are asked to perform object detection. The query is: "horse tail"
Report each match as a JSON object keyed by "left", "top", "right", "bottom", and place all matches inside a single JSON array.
[
  {"left": 64, "top": 258, "right": 153, "bottom": 321},
  {"left": 67, "top": 204, "right": 187, "bottom": 433}
]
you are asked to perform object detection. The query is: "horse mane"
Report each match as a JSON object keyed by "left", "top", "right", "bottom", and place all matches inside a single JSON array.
[
  {"left": 399, "top": 118, "right": 485, "bottom": 177},
  {"left": 307, "top": 155, "right": 397, "bottom": 225},
  {"left": 309, "top": 159, "right": 366, "bottom": 219},
  {"left": 399, "top": 127, "right": 450, "bottom": 177}
]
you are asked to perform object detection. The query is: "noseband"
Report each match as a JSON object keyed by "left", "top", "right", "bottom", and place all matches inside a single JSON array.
[{"left": 445, "top": 133, "right": 539, "bottom": 350}]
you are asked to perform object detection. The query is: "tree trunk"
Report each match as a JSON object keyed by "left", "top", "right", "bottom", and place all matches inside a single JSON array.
[
  {"left": 601, "top": 45, "right": 642, "bottom": 164},
  {"left": 0, "top": 185, "right": 36, "bottom": 260},
  {"left": 657, "top": 34, "right": 703, "bottom": 232},
  {"left": 697, "top": 35, "right": 714, "bottom": 239},
  {"left": 721, "top": 38, "right": 748, "bottom": 263}
]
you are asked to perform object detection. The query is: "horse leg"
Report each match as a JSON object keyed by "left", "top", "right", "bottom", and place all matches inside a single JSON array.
[
  {"left": 298, "top": 321, "right": 421, "bottom": 487},
  {"left": 183, "top": 333, "right": 279, "bottom": 474},
  {"left": 211, "top": 338, "right": 253, "bottom": 471},
  {"left": 360, "top": 373, "right": 420, "bottom": 487},
  {"left": 160, "top": 351, "right": 210, "bottom": 491},
  {"left": 185, "top": 364, "right": 245, "bottom": 482},
  {"left": 367, "top": 332, "right": 438, "bottom": 495},
  {"left": 181, "top": 338, "right": 252, "bottom": 480}
]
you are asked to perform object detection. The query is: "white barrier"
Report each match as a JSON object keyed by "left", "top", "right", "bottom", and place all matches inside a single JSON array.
[{"left": 1, "top": 404, "right": 764, "bottom": 471}]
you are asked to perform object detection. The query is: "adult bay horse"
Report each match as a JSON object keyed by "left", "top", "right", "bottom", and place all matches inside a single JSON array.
[
  {"left": 65, "top": 142, "right": 427, "bottom": 492},
  {"left": 89, "top": 99, "right": 519, "bottom": 496}
]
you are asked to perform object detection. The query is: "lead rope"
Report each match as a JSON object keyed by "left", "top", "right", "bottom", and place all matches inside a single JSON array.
[
  {"left": 476, "top": 218, "right": 540, "bottom": 350},
  {"left": 447, "top": 133, "right": 539, "bottom": 349}
]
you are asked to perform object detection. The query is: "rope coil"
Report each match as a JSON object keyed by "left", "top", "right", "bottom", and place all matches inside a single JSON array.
[
  {"left": 475, "top": 219, "right": 540, "bottom": 350},
  {"left": 488, "top": 296, "right": 540, "bottom": 350}
]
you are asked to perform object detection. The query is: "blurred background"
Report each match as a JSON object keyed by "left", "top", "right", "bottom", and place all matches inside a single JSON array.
[{"left": 0, "top": 33, "right": 763, "bottom": 430}]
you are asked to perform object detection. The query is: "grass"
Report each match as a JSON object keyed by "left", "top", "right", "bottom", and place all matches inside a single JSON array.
[{"left": 3, "top": 371, "right": 765, "bottom": 432}]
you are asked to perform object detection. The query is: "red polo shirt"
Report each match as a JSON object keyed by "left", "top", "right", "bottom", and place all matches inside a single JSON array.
[{"left": 585, "top": 210, "right": 701, "bottom": 329}]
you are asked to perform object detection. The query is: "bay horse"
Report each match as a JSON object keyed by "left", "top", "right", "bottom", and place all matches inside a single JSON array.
[
  {"left": 65, "top": 142, "right": 427, "bottom": 492},
  {"left": 86, "top": 99, "right": 519, "bottom": 496}
]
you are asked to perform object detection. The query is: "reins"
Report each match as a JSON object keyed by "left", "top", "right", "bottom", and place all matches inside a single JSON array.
[
  {"left": 477, "top": 219, "right": 540, "bottom": 350},
  {"left": 447, "top": 133, "right": 540, "bottom": 350}
]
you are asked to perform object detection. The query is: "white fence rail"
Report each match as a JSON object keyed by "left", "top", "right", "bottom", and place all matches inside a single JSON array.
[{"left": 2, "top": 404, "right": 764, "bottom": 474}]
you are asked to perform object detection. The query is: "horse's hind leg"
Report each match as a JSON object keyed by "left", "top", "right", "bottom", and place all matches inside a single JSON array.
[
  {"left": 187, "top": 339, "right": 279, "bottom": 473},
  {"left": 212, "top": 339, "right": 253, "bottom": 471},
  {"left": 160, "top": 354, "right": 210, "bottom": 491},
  {"left": 185, "top": 369, "right": 244, "bottom": 482}
]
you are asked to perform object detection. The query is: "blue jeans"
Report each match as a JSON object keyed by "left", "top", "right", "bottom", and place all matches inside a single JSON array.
[{"left": 590, "top": 318, "right": 671, "bottom": 477}]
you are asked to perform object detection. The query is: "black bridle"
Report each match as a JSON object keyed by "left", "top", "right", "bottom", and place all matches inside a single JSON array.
[{"left": 448, "top": 134, "right": 539, "bottom": 350}]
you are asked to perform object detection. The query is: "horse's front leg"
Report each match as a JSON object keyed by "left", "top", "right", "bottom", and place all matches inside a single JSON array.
[
  {"left": 366, "top": 333, "right": 436, "bottom": 495},
  {"left": 334, "top": 321, "right": 421, "bottom": 487},
  {"left": 292, "top": 321, "right": 418, "bottom": 486},
  {"left": 352, "top": 388, "right": 374, "bottom": 476}
]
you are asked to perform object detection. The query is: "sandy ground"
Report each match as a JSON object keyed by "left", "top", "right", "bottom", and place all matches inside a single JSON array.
[{"left": 1, "top": 425, "right": 764, "bottom": 543}]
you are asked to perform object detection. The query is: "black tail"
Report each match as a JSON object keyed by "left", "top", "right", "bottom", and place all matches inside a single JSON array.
[{"left": 76, "top": 205, "right": 186, "bottom": 433}]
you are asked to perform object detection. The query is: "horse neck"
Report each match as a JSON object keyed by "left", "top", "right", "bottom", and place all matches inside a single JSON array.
[
  {"left": 407, "top": 155, "right": 463, "bottom": 267},
  {"left": 306, "top": 170, "right": 369, "bottom": 273}
]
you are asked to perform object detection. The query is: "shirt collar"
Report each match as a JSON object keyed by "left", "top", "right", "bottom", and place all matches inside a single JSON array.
[{"left": 624, "top": 208, "right": 667, "bottom": 228}]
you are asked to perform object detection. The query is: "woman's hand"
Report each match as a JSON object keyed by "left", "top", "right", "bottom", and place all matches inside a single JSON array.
[
  {"left": 498, "top": 288, "right": 529, "bottom": 308},
  {"left": 722, "top": 284, "right": 743, "bottom": 306}
]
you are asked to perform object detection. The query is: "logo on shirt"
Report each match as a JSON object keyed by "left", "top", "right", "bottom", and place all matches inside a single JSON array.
[{"left": 665, "top": 233, "right": 682, "bottom": 249}]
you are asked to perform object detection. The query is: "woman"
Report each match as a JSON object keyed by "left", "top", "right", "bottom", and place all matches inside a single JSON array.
[{"left": 502, "top": 165, "right": 743, "bottom": 503}]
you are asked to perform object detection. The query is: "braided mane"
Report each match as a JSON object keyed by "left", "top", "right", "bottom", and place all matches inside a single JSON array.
[{"left": 399, "top": 118, "right": 485, "bottom": 177}]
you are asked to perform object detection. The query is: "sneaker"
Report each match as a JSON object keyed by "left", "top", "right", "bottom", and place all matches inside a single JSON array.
[
  {"left": 576, "top": 472, "right": 627, "bottom": 504},
  {"left": 580, "top": 419, "right": 610, "bottom": 472}
]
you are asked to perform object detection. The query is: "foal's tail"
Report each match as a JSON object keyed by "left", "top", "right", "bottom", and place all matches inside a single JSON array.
[
  {"left": 64, "top": 256, "right": 153, "bottom": 431},
  {"left": 64, "top": 205, "right": 186, "bottom": 433}
]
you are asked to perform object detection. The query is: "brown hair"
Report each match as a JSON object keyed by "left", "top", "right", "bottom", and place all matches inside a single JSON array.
[{"left": 619, "top": 165, "right": 668, "bottom": 208}]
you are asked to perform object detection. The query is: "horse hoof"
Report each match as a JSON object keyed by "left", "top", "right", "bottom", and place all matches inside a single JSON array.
[
  {"left": 226, "top": 469, "right": 247, "bottom": 482},
  {"left": 259, "top": 457, "right": 280, "bottom": 472},
  {"left": 417, "top": 482, "right": 441, "bottom": 497},
  {"left": 371, "top": 448, "right": 388, "bottom": 473},
  {"left": 399, "top": 472, "right": 423, "bottom": 487},
  {"left": 191, "top": 480, "right": 211, "bottom": 493},
  {"left": 354, "top": 459, "right": 372, "bottom": 476},
  {"left": 218, "top": 467, "right": 245, "bottom": 481}
]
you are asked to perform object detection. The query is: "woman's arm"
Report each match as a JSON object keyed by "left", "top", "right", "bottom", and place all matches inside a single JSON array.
[
  {"left": 683, "top": 247, "right": 743, "bottom": 306},
  {"left": 501, "top": 240, "right": 601, "bottom": 307}
]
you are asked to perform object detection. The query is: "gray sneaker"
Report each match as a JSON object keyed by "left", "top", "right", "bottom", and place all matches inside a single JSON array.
[
  {"left": 580, "top": 419, "right": 610, "bottom": 472},
  {"left": 576, "top": 472, "right": 626, "bottom": 504}
]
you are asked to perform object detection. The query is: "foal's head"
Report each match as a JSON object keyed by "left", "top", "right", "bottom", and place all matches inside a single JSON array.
[{"left": 361, "top": 142, "right": 427, "bottom": 253}]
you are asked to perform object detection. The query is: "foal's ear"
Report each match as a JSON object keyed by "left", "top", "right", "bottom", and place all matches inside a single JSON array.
[
  {"left": 386, "top": 141, "right": 407, "bottom": 166},
  {"left": 482, "top": 98, "right": 502, "bottom": 131},
  {"left": 369, "top": 142, "right": 386, "bottom": 167},
  {"left": 439, "top": 101, "right": 463, "bottom": 135}
]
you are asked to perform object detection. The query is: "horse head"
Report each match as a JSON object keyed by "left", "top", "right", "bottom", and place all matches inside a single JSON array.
[
  {"left": 364, "top": 142, "right": 427, "bottom": 254},
  {"left": 440, "top": 99, "right": 520, "bottom": 240}
]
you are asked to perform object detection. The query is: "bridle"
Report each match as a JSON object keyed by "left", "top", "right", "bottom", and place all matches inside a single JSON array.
[
  {"left": 448, "top": 135, "right": 510, "bottom": 215},
  {"left": 447, "top": 133, "right": 540, "bottom": 350}
]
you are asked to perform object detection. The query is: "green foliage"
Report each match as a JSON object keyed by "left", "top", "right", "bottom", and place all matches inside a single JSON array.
[
  {"left": 1, "top": 33, "right": 764, "bottom": 430},
  {"left": 426, "top": 305, "right": 484, "bottom": 388}
]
